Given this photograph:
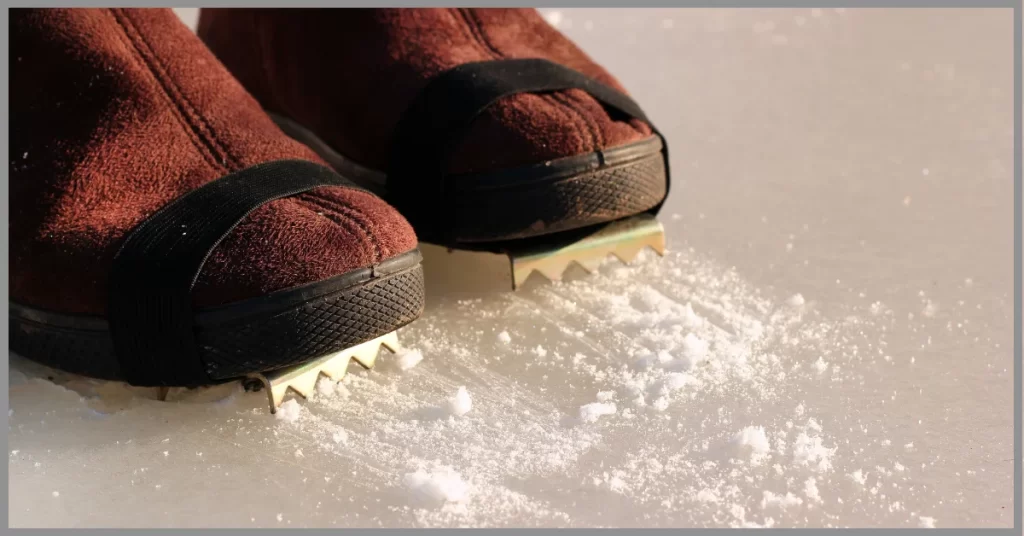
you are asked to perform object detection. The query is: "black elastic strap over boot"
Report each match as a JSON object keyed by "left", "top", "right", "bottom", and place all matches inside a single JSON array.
[
  {"left": 108, "top": 160, "right": 356, "bottom": 386},
  {"left": 388, "top": 58, "right": 670, "bottom": 241}
]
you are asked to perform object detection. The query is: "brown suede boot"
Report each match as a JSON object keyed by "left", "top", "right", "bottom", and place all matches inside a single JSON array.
[
  {"left": 197, "top": 8, "right": 669, "bottom": 246},
  {"left": 10, "top": 8, "right": 424, "bottom": 387}
]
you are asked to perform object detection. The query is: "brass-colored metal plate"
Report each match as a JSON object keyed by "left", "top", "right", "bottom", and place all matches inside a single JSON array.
[
  {"left": 508, "top": 213, "right": 666, "bottom": 289},
  {"left": 245, "top": 331, "right": 400, "bottom": 413}
]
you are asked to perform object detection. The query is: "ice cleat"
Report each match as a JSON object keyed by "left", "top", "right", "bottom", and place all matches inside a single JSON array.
[
  {"left": 199, "top": 8, "right": 672, "bottom": 289},
  {"left": 420, "top": 213, "right": 665, "bottom": 291}
]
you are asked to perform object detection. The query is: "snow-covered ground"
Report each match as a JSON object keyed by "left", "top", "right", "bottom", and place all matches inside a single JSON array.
[{"left": 8, "top": 8, "right": 1015, "bottom": 528}]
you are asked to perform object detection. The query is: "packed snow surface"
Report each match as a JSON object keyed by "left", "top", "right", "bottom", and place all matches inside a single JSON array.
[{"left": 10, "top": 243, "right": 1000, "bottom": 527}]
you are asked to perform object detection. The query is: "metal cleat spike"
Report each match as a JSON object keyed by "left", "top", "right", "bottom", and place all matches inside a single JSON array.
[{"left": 245, "top": 331, "right": 400, "bottom": 413}]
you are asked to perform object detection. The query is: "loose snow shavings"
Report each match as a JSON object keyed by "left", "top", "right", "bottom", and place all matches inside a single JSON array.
[
  {"left": 804, "top": 478, "right": 822, "bottom": 503},
  {"left": 919, "top": 516, "right": 937, "bottom": 528},
  {"left": 10, "top": 236, "right": 936, "bottom": 527},
  {"left": 761, "top": 491, "right": 803, "bottom": 510},
  {"left": 579, "top": 402, "right": 617, "bottom": 423},
  {"left": 275, "top": 400, "right": 303, "bottom": 423},
  {"left": 812, "top": 357, "right": 828, "bottom": 373},
  {"left": 847, "top": 470, "right": 867, "bottom": 485},
  {"left": 447, "top": 387, "right": 473, "bottom": 416},
  {"left": 403, "top": 467, "right": 470, "bottom": 504}
]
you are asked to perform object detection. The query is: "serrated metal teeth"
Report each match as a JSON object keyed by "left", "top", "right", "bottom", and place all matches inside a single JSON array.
[
  {"left": 245, "top": 331, "right": 400, "bottom": 413},
  {"left": 509, "top": 213, "right": 666, "bottom": 289}
]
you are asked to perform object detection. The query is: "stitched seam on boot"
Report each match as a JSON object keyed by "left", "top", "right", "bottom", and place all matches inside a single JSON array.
[
  {"left": 498, "top": 11, "right": 605, "bottom": 150},
  {"left": 304, "top": 196, "right": 384, "bottom": 263},
  {"left": 462, "top": 8, "right": 600, "bottom": 154},
  {"left": 108, "top": 9, "right": 225, "bottom": 175},
  {"left": 454, "top": 5, "right": 582, "bottom": 136},
  {"left": 459, "top": 7, "right": 586, "bottom": 147},
  {"left": 115, "top": 9, "right": 243, "bottom": 171},
  {"left": 447, "top": 9, "right": 589, "bottom": 159},
  {"left": 295, "top": 193, "right": 382, "bottom": 262},
  {"left": 551, "top": 91, "right": 605, "bottom": 150},
  {"left": 291, "top": 195, "right": 377, "bottom": 260}
]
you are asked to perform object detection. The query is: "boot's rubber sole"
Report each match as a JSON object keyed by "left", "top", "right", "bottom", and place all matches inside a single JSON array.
[
  {"left": 9, "top": 249, "right": 425, "bottom": 385},
  {"left": 271, "top": 113, "right": 668, "bottom": 244}
]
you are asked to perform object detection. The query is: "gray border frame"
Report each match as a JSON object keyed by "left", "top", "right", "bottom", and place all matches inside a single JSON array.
[{"left": 1, "top": 1, "right": 1019, "bottom": 533}]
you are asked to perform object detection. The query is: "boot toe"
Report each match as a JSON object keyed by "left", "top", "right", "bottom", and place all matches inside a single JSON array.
[{"left": 192, "top": 185, "right": 418, "bottom": 308}]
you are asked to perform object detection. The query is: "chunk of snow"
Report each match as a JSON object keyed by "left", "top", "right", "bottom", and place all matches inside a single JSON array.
[
  {"left": 919, "top": 516, "right": 936, "bottom": 528},
  {"left": 792, "top": 432, "right": 835, "bottom": 472},
  {"left": 275, "top": 400, "right": 303, "bottom": 423},
  {"left": 403, "top": 467, "right": 470, "bottom": 504},
  {"left": 579, "top": 402, "right": 617, "bottom": 423},
  {"left": 922, "top": 300, "right": 938, "bottom": 317},
  {"left": 315, "top": 376, "right": 337, "bottom": 397},
  {"left": 496, "top": 331, "right": 512, "bottom": 344},
  {"left": 732, "top": 426, "right": 771, "bottom": 464},
  {"left": 395, "top": 349, "right": 423, "bottom": 371},
  {"left": 761, "top": 491, "right": 803, "bottom": 510},
  {"left": 804, "top": 477, "right": 821, "bottom": 503},
  {"left": 788, "top": 293, "right": 806, "bottom": 306},
  {"left": 696, "top": 488, "right": 720, "bottom": 503},
  {"left": 650, "top": 397, "right": 670, "bottom": 412},
  {"left": 446, "top": 387, "right": 473, "bottom": 416},
  {"left": 665, "top": 372, "right": 694, "bottom": 391},
  {"left": 679, "top": 333, "right": 709, "bottom": 365}
]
